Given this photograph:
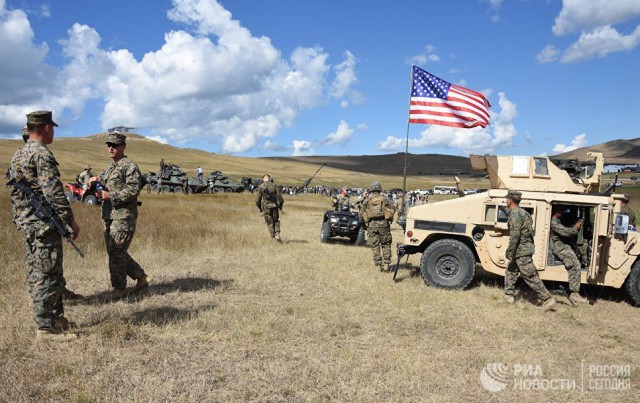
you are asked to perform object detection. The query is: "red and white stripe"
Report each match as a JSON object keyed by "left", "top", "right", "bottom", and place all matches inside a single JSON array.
[{"left": 409, "top": 85, "right": 491, "bottom": 128}]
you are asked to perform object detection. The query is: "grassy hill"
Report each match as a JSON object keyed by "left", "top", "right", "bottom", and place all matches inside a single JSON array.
[
  {"left": 553, "top": 138, "right": 640, "bottom": 165},
  {"left": 0, "top": 133, "right": 481, "bottom": 190}
]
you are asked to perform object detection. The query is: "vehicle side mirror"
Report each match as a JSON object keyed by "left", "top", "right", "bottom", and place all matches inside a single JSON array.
[{"left": 614, "top": 213, "right": 629, "bottom": 235}]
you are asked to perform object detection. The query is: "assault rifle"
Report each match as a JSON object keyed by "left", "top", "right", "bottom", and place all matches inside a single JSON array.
[{"left": 7, "top": 176, "right": 85, "bottom": 258}]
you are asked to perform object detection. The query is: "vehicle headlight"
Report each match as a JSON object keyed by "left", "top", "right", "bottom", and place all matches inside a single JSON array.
[
  {"left": 351, "top": 220, "right": 358, "bottom": 226},
  {"left": 330, "top": 217, "right": 339, "bottom": 223}
]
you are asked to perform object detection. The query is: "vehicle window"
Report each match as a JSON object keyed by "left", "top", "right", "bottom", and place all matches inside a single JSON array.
[
  {"left": 498, "top": 206, "right": 509, "bottom": 222},
  {"left": 533, "top": 158, "right": 549, "bottom": 176},
  {"left": 485, "top": 205, "right": 496, "bottom": 222},
  {"left": 512, "top": 156, "right": 529, "bottom": 175}
]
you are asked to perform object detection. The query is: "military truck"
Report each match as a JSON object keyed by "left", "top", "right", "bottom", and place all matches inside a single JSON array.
[{"left": 397, "top": 152, "right": 640, "bottom": 305}]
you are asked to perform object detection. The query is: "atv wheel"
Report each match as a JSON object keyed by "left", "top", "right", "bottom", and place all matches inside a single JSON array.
[
  {"left": 420, "top": 239, "right": 475, "bottom": 290},
  {"left": 84, "top": 195, "right": 98, "bottom": 205},
  {"left": 353, "top": 228, "right": 366, "bottom": 246},
  {"left": 625, "top": 259, "right": 640, "bottom": 306},
  {"left": 320, "top": 221, "right": 331, "bottom": 243}
]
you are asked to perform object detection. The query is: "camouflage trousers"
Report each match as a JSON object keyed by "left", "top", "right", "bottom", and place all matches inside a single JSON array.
[
  {"left": 505, "top": 256, "right": 551, "bottom": 300},
  {"left": 576, "top": 243, "right": 588, "bottom": 268},
  {"left": 263, "top": 208, "right": 281, "bottom": 237},
  {"left": 552, "top": 244, "right": 581, "bottom": 293},
  {"left": 367, "top": 220, "right": 392, "bottom": 266},
  {"left": 104, "top": 219, "right": 145, "bottom": 289},
  {"left": 22, "top": 227, "right": 65, "bottom": 329}
]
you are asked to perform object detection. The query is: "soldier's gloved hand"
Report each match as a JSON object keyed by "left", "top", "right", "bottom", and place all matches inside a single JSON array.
[
  {"left": 574, "top": 221, "right": 583, "bottom": 230},
  {"left": 70, "top": 220, "right": 80, "bottom": 240}
]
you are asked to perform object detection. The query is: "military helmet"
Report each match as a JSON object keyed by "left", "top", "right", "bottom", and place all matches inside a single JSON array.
[{"left": 371, "top": 181, "right": 382, "bottom": 192}]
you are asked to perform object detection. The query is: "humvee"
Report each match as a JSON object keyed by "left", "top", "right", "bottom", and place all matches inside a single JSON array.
[{"left": 397, "top": 152, "right": 640, "bottom": 305}]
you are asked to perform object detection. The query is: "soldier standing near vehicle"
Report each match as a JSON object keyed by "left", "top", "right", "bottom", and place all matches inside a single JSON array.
[
  {"left": 550, "top": 206, "right": 587, "bottom": 304},
  {"left": 9, "top": 111, "right": 80, "bottom": 341},
  {"left": 504, "top": 190, "right": 556, "bottom": 310},
  {"left": 360, "top": 182, "right": 395, "bottom": 272},
  {"left": 621, "top": 195, "right": 636, "bottom": 228},
  {"left": 256, "top": 174, "right": 284, "bottom": 242},
  {"left": 100, "top": 133, "right": 152, "bottom": 298},
  {"left": 332, "top": 188, "right": 350, "bottom": 211},
  {"left": 78, "top": 165, "right": 92, "bottom": 195}
]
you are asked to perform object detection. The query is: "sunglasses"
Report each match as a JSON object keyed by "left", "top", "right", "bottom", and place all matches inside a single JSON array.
[{"left": 106, "top": 143, "right": 124, "bottom": 149}]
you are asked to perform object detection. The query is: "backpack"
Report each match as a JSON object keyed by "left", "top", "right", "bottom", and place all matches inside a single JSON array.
[
  {"left": 365, "top": 194, "right": 386, "bottom": 220},
  {"left": 262, "top": 182, "right": 279, "bottom": 207}
]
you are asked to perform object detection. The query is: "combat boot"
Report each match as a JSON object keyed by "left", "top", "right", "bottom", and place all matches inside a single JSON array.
[
  {"left": 55, "top": 316, "right": 70, "bottom": 331},
  {"left": 383, "top": 263, "right": 390, "bottom": 272},
  {"left": 111, "top": 288, "right": 129, "bottom": 299},
  {"left": 133, "top": 274, "right": 152, "bottom": 292},
  {"left": 274, "top": 233, "right": 282, "bottom": 243},
  {"left": 504, "top": 295, "right": 515, "bottom": 304},
  {"left": 61, "top": 287, "right": 83, "bottom": 301},
  {"left": 36, "top": 327, "right": 77, "bottom": 342},
  {"left": 377, "top": 264, "right": 384, "bottom": 272},
  {"left": 570, "top": 293, "right": 588, "bottom": 304},
  {"left": 540, "top": 297, "right": 557, "bottom": 312}
]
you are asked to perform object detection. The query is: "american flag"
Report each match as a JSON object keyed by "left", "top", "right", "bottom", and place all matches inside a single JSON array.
[{"left": 409, "top": 65, "right": 491, "bottom": 128}]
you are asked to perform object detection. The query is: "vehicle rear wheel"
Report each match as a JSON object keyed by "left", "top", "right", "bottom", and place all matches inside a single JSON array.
[
  {"left": 353, "top": 228, "right": 366, "bottom": 246},
  {"left": 625, "top": 259, "right": 640, "bottom": 306},
  {"left": 84, "top": 195, "right": 98, "bottom": 205},
  {"left": 320, "top": 221, "right": 331, "bottom": 243},
  {"left": 420, "top": 239, "right": 475, "bottom": 289}
]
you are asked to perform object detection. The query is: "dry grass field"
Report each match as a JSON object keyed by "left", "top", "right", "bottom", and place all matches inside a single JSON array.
[{"left": 1, "top": 187, "right": 639, "bottom": 402}]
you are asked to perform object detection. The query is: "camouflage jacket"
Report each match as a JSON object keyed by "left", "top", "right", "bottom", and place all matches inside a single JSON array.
[
  {"left": 333, "top": 194, "right": 350, "bottom": 211},
  {"left": 506, "top": 206, "right": 535, "bottom": 259},
  {"left": 621, "top": 205, "right": 637, "bottom": 227},
  {"left": 359, "top": 192, "right": 394, "bottom": 226},
  {"left": 256, "top": 182, "right": 283, "bottom": 210},
  {"left": 550, "top": 216, "right": 577, "bottom": 251},
  {"left": 9, "top": 141, "right": 74, "bottom": 230},
  {"left": 100, "top": 156, "right": 141, "bottom": 220},
  {"left": 78, "top": 171, "right": 92, "bottom": 185}
]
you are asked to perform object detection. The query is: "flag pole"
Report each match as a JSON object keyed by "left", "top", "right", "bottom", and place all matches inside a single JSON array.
[{"left": 399, "top": 66, "right": 414, "bottom": 219}]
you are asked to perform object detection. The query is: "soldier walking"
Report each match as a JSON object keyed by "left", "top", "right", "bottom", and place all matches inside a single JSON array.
[
  {"left": 360, "top": 182, "right": 395, "bottom": 272},
  {"left": 550, "top": 206, "right": 587, "bottom": 304},
  {"left": 256, "top": 174, "right": 284, "bottom": 242},
  {"left": 9, "top": 111, "right": 80, "bottom": 341},
  {"left": 100, "top": 133, "right": 152, "bottom": 298},
  {"left": 504, "top": 190, "right": 556, "bottom": 311}
]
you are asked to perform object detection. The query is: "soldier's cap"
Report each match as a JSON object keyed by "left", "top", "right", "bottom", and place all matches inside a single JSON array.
[
  {"left": 105, "top": 132, "right": 126, "bottom": 145},
  {"left": 26, "top": 111, "right": 58, "bottom": 127},
  {"left": 506, "top": 190, "right": 522, "bottom": 202},
  {"left": 623, "top": 194, "right": 631, "bottom": 202},
  {"left": 84, "top": 165, "right": 91, "bottom": 170}
]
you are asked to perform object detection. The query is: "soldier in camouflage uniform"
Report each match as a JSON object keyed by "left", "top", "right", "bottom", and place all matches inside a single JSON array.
[
  {"left": 621, "top": 195, "right": 636, "bottom": 228},
  {"left": 256, "top": 174, "right": 284, "bottom": 242},
  {"left": 550, "top": 206, "right": 587, "bottom": 304},
  {"left": 504, "top": 190, "right": 556, "bottom": 311},
  {"left": 100, "top": 133, "right": 152, "bottom": 298},
  {"left": 360, "top": 182, "right": 395, "bottom": 272},
  {"left": 10, "top": 111, "right": 80, "bottom": 341},
  {"left": 78, "top": 165, "right": 92, "bottom": 195},
  {"left": 332, "top": 188, "right": 350, "bottom": 211}
]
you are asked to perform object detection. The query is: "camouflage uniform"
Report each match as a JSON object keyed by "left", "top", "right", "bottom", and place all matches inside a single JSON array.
[
  {"left": 550, "top": 215, "right": 581, "bottom": 293},
  {"left": 78, "top": 167, "right": 92, "bottom": 194},
  {"left": 621, "top": 205, "right": 636, "bottom": 227},
  {"left": 333, "top": 193, "right": 350, "bottom": 211},
  {"left": 256, "top": 181, "right": 284, "bottom": 238},
  {"left": 10, "top": 130, "right": 73, "bottom": 330},
  {"left": 504, "top": 204, "right": 552, "bottom": 301},
  {"left": 100, "top": 142, "right": 147, "bottom": 290},
  {"left": 360, "top": 185, "right": 395, "bottom": 270}
]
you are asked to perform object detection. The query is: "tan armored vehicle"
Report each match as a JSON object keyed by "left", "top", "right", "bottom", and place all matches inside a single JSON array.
[{"left": 398, "top": 152, "right": 640, "bottom": 305}]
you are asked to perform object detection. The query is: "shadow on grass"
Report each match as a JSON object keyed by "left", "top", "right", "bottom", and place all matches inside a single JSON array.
[
  {"left": 284, "top": 239, "right": 309, "bottom": 245},
  {"left": 76, "top": 277, "right": 234, "bottom": 305},
  {"left": 127, "top": 303, "right": 217, "bottom": 326}
]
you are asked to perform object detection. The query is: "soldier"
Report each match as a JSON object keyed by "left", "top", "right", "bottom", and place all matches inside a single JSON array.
[
  {"left": 78, "top": 165, "right": 92, "bottom": 195},
  {"left": 550, "top": 206, "right": 587, "bottom": 304},
  {"left": 100, "top": 133, "right": 152, "bottom": 298},
  {"left": 196, "top": 166, "right": 204, "bottom": 184},
  {"left": 255, "top": 174, "right": 284, "bottom": 242},
  {"left": 360, "top": 181, "right": 395, "bottom": 272},
  {"left": 332, "top": 188, "right": 350, "bottom": 211},
  {"left": 504, "top": 190, "right": 556, "bottom": 311},
  {"left": 621, "top": 195, "right": 636, "bottom": 228},
  {"left": 9, "top": 111, "right": 80, "bottom": 341}
]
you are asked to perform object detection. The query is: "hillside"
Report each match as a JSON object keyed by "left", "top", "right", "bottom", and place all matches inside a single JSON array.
[
  {"left": 263, "top": 153, "right": 472, "bottom": 176},
  {"left": 0, "top": 134, "right": 477, "bottom": 189},
  {"left": 553, "top": 138, "right": 640, "bottom": 165}
]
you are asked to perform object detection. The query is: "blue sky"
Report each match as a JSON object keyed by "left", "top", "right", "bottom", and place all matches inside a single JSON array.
[{"left": 1, "top": 0, "right": 639, "bottom": 158}]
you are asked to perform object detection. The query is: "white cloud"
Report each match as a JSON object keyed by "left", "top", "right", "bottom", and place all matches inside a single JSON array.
[
  {"left": 552, "top": 133, "right": 587, "bottom": 154},
  {"left": 376, "top": 92, "right": 517, "bottom": 154},
  {"left": 539, "top": 0, "right": 640, "bottom": 63},
  {"left": 319, "top": 120, "right": 354, "bottom": 146},
  {"left": 340, "top": 100, "right": 349, "bottom": 108},
  {"left": 408, "top": 44, "right": 440, "bottom": 65},
  {"left": 292, "top": 140, "right": 315, "bottom": 156},
  {"left": 0, "top": 0, "right": 362, "bottom": 153},
  {"left": 356, "top": 123, "right": 368, "bottom": 131},
  {"left": 146, "top": 135, "right": 168, "bottom": 144},
  {"left": 262, "top": 140, "right": 291, "bottom": 152}
]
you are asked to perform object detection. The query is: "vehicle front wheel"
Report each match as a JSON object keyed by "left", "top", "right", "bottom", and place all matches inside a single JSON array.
[
  {"left": 420, "top": 239, "right": 475, "bottom": 290},
  {"left": 84, "top": 195, "right": 98, "bottom": 205},
  {"left": 625, "top": 259, "right": 640, "bottom": 306},
  {"left": 320, "top": 221, "right": 331, "bottom": 243}
]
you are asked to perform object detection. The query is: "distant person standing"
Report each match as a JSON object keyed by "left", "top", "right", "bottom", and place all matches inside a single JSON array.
[
  {"left": 621, "top": 195, "right": 636, "bottom": 228},
  {"left": 256, "top": 174, "right": 284, "bottom": 242},
  {"left": 504, "top": 190, "right": 556, "bottom": 311},
  {"left": 78, "top": 165, "right": 92, "bottom": 195},
  {"left": 196, "top": 166, "right": 204, "bottom": 184},
  {"left": 100, "top": 133, "right": 152, "bottom": 298},
  {"left": 360, "top": 182, "right": 395, "bottom": 272},
  {"left": 9, "top": 111, "right": 80, "bottom": 341}
]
